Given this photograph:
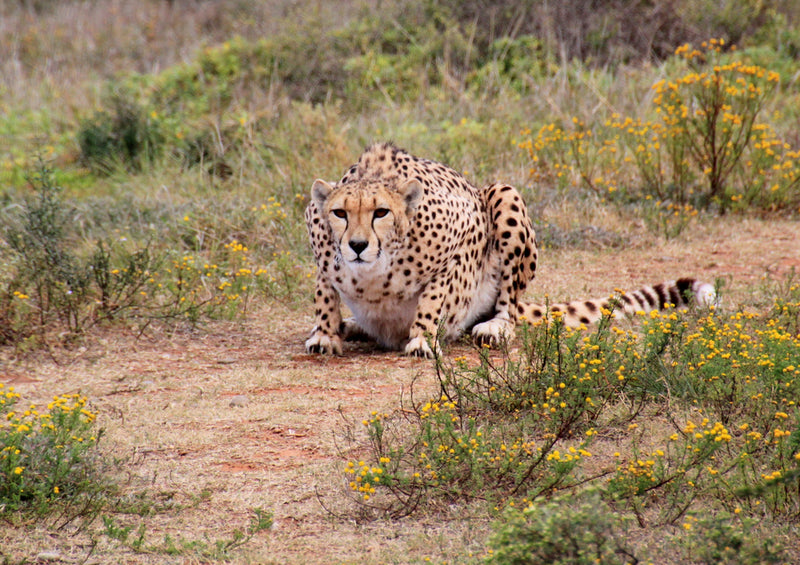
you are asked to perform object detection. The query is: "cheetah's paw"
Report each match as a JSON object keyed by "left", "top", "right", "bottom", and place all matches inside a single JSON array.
[
  {"left": 403, "top": 336, "right": 438, "bottom": 359},
  {"left": 305, "top": 331, "right": 343, "bottom": 355}
]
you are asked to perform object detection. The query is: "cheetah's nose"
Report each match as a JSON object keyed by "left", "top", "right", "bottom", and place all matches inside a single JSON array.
[{"left": 349, "top": 239, "right": 368, "bottom": 256}]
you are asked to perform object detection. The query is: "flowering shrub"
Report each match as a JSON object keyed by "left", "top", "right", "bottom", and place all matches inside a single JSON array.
[
  {"left": 0, "top": 162, "right": 310, "bottom": 345},
  {"left": 346, "top": 399, "right": 591, "bottom": 515},
  {"left": 519, "top": 40, "right": 800, "bottom": 214},
  {"left": 343, "top": 281, "right": 800, "bottom": 532},
  {"left": 0, "top": 385, "right": 104, "bottom": 512}
]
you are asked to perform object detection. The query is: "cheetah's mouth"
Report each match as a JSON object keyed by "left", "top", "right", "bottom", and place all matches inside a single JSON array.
[{"left": 346, "top": 249, "right": 380, "bottom": 265}]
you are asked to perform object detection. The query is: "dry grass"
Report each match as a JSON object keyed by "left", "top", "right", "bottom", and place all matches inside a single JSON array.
[{"left": 1, "top": 216, "right": 798, "bottom": 564}]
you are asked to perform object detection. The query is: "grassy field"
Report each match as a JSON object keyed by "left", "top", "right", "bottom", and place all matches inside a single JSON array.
[{"left": 2, "top": 1, "right": 800, "bottom": 563}]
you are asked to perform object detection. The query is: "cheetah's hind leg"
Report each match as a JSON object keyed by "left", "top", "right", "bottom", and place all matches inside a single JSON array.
[
  {"left": 470, "top": 182, "right": 538, "bottom": 349},
  {"left": 471, "top": 317, "right": 515, "bottom": 348}
]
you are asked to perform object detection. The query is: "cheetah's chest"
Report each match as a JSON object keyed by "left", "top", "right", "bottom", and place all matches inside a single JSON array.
[{"left": 331, "top": 257, "right": 426, "bottom": 349}]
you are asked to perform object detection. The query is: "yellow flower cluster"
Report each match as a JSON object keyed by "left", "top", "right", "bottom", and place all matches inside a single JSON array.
[
  {"left": 362, "top": 410, "right": 389, "bottom": 427},
  {"left": 545, "top": 445, "right": 592, "bottom": 463},
  {"left": 420, "top": 397, "right": 457, "bottom": 420},
  {"left": 682, "top": 308, "right": 800, "bottom": 406},
  {"left": 0, "top": 383, "right": 21, "bottom": 407},
  {"left": 253, "top": 196, "right": 288, "bottom": 221},
  {"left": 617, "top": 457, "right": 658, "bottom": 486},
  {"left": 681, "top": 418, "right": 732, "bottom": 443},
  {"left": 345, "top": 459, "right": 388, "bottom": 501},
  {"left": 2, "top": 392, "right": 96, "bottom": 435}
]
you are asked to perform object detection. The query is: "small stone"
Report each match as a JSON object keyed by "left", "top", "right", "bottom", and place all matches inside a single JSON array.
[
  {"left": 217, "top": 358, "right": 237, "bottom": 365},
  {"left": 229, "top": 395, "right": 249, "bottom": 407},
  {"left": 35, "top": 551, "right": 62, "bottom": 562}
]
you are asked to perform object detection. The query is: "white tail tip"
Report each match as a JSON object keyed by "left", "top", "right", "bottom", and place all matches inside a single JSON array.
[{"left": 694, "top": 282, "right": 717, "bottom": 307}]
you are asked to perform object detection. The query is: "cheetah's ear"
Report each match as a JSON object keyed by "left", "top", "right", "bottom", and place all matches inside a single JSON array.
[
  {"left": 397, "top": 178, "right": 423, "bottom": 214},
  {"left": 311, "top": 179, "right": 335, "bottom": 209}
]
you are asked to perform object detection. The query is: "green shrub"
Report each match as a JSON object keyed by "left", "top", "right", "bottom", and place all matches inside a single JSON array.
[
  {"left": 150, "top": 31, "right": 349, "bottom": 115},
  {"left": 78, "top": 89, "right": 164, "bottom": 174},
  {"left": 340, "top": 6, "right": 477, "bottom": 104},
  {"left": 485, "top": 492, "right": 637, "bottom": 565},
  {"left": 485, "top": 499, "right": 788, "bottom": 565},
  {"left": 342, "top": 280, "right": 800, "bottom": 529},
  {"left": 2, "top": 161, "right": 91, "bottom": 338},
  {"left": 467, "top": 35, "right": 554, "bottom": 94},
  {"left": 677, "top": 513, "right": 786, "bottom": 564}
]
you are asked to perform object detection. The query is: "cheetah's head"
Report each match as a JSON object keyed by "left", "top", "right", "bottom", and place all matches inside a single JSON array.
[{"left": 311, "top": 177, "right": 422, "bottom": 266}]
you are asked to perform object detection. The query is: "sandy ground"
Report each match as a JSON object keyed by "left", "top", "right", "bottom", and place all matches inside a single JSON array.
[{"left": 1, "top": 216, "right": 799, "bottom": 564}]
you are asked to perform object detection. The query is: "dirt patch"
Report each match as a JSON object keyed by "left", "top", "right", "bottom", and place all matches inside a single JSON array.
[
  {"left": 0, "top": 372, "right": 39, "bottom": 384},
  {"left": 1, "top": 217, "right": 799, "bottom": 563}
]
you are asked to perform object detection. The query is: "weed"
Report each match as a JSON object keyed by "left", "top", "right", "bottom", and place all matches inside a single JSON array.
[{"left": 99, "top": 507, "right": 272, "bottom": 559}]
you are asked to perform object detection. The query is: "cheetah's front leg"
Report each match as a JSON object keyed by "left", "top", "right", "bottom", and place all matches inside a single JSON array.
[
  {"left": 305, "top": 272, "right": 344, "bottom": 355},
  {"left": 404, "top": 272, "right": 451, "bottom": 358}
]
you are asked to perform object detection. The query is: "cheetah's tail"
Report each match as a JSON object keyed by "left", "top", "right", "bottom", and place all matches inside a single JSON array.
[{"left": 518, "top": 278, "right": 717, "bottom": 328}]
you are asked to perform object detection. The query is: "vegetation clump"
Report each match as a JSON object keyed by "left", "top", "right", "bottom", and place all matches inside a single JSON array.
[
  {"left": 0, "top": 385, "right": 109, "bottom": 516},
  {"left": 519, "top": 39, "right": 800, "bottom": 213},
  {"left": 0, "top": 161, "right": 306, "bottom": 346},
  {"left": 344, "top": 281, "right": 800, "bottom": 559}
]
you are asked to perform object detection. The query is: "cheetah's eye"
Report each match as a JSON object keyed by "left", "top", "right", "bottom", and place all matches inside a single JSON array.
[
  {"left": 373, "top": 208, "right": 390, "bottom": 219},
  {"left": 332, "top": 209, "right": 347, "bottom": 219}
]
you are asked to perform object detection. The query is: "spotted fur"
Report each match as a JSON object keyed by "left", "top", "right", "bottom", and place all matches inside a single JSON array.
[{"left": 305, "top": 143, "right": 715, "bottom": 357}]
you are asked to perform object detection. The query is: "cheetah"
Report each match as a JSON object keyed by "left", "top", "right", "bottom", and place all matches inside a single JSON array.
[{"left": 304, "top": 143, "right": 715, "bottom": 358}]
